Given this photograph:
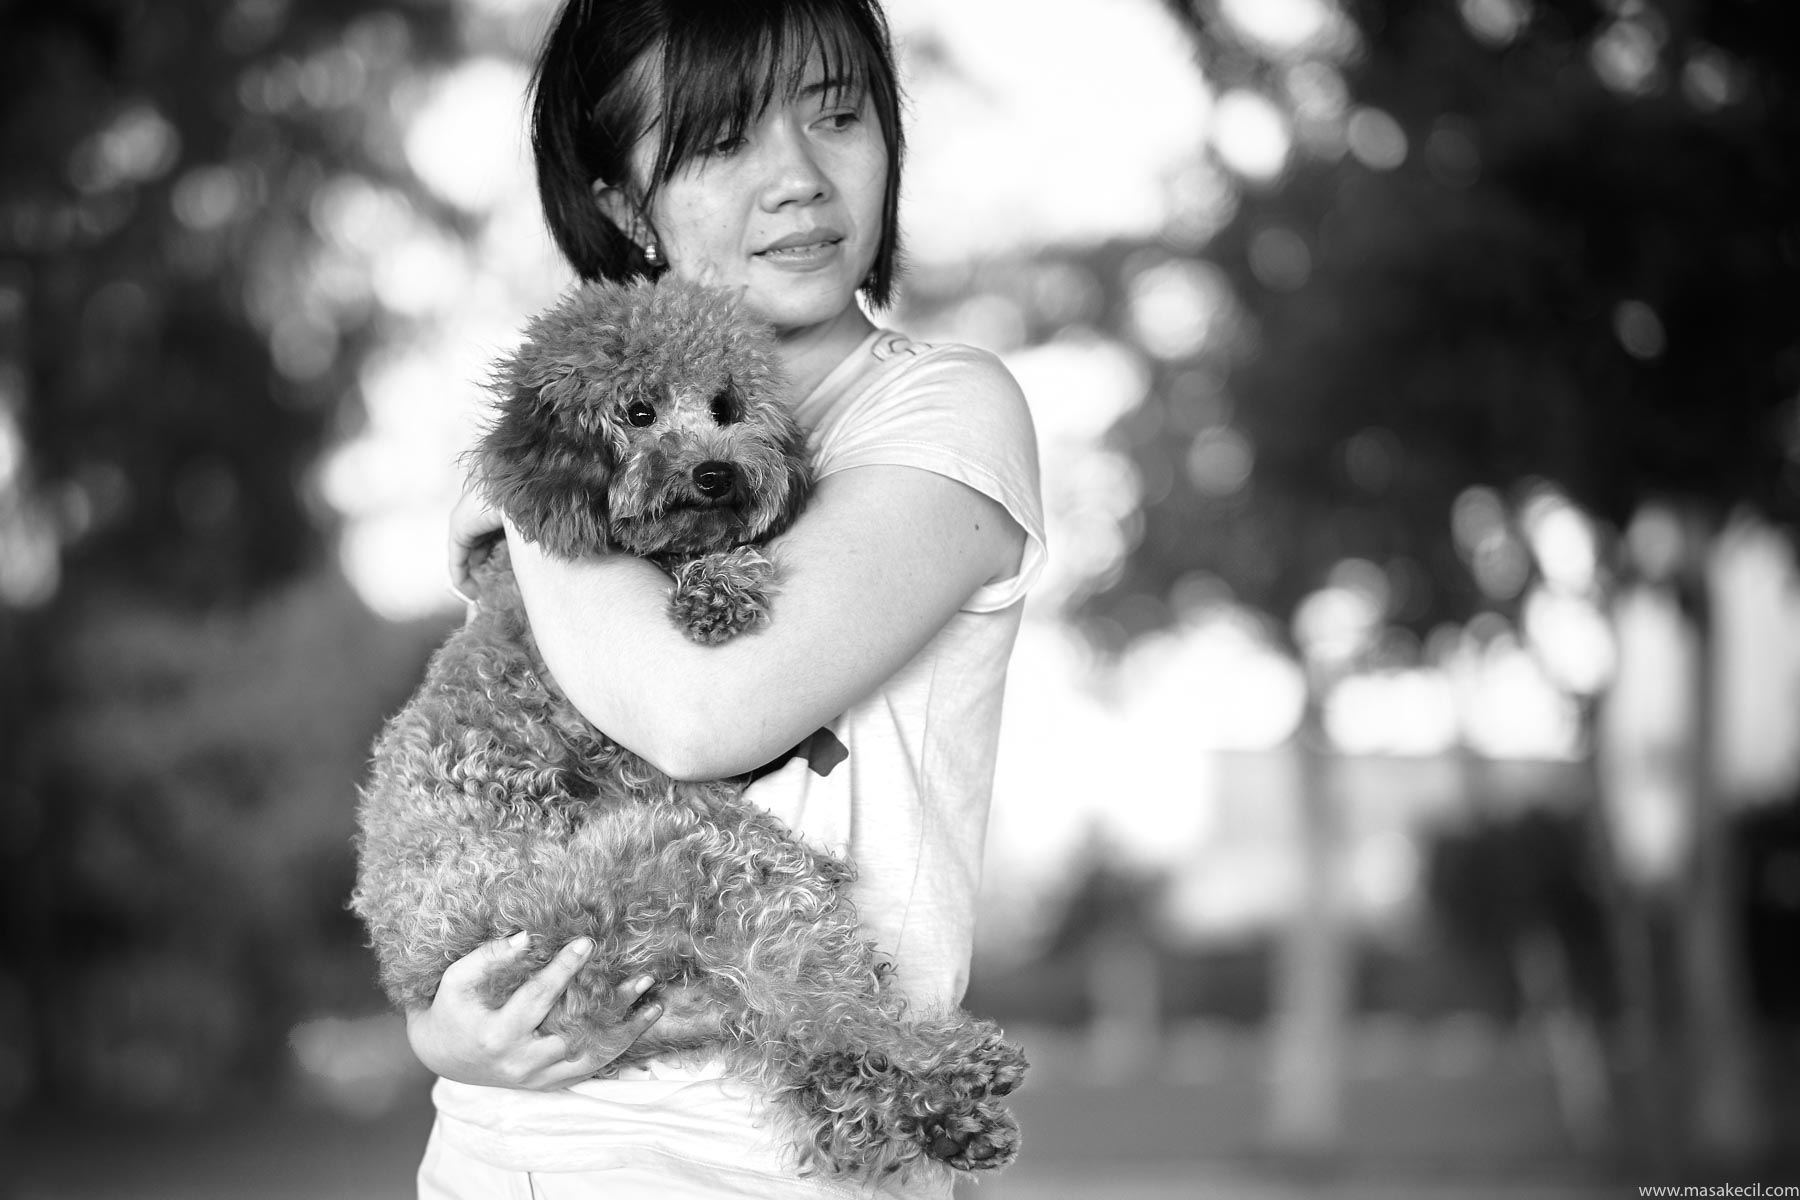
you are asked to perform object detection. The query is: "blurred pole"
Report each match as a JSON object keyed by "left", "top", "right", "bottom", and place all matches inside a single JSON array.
[
  {"left": 1617, "top": 893, "right": 1678, "bottom": 1167},
  {"left": 1263, "top": 738, "right": 1346, "bottom": 1157},
  {"left": 1676, "top": 794, "right": 1763, "bottom": 1164},
  {"left": 1600, "top": 504, "right": 1768, "bottom": 1171},
  {"left": 1513, "top": 926, "right": 1611, "bottom": 1152},
  {"left": 1597, "top": 567, "right": 1692, "bottom": 1170},
  {"left": 1678, "top": 516, "right": 1770, "bottom": 1164},
  {"left": 1061, "top": 847, "right": 1166, "bottom": 1084}
]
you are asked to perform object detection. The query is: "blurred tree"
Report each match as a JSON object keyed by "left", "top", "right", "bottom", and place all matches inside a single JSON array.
[
  {"left": 1113, "top": 0, "right": 1800, "bottom": 630},
  {"left": 1082, "top": 0, "right": 1799, "bottom": 1170},
  {"left": 0, "top": 0, "right": 460, "bottom": 1108}
]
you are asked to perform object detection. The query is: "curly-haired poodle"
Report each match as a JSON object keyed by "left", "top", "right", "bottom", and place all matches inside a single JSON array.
[{"left": 351, "top": 278, "right": 1025, "bottom": 1180}]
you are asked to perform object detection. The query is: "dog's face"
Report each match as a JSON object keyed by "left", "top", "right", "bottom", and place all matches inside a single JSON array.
[{"left": 477, "top": 279, "right": 812, "bottom": 561}]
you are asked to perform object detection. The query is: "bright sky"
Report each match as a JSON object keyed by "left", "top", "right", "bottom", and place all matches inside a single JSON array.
[{"left": 886, "top": 0, "right": 1213, "bottom": 260}]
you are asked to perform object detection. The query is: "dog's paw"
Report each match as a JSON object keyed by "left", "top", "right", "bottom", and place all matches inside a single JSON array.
[
  {"left": 670, "top": 547, "right": 776, "bottom": 643},
  {"left": 976, "top": 1033, "right": 1029, "bottom": 1097},
  {"left": 924, "top": 1104, "right": 1021, "bottom": 1172},
  {"left": 896, "top": 1026, "right": 1027, "bottom": 1172}
]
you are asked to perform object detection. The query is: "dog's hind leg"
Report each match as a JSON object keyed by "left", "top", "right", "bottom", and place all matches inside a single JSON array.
[
  {"left": 684, "top": 822, "right": 1023, "bottom": 1176},
  {"left": 877, "top": 1011, "right": 1026, "bottom": 1172},
  {"left": 735, "top": 992, "right": 1025, "bottom": 1178},
  {"left": 668, "top": 819, "right": 916, "bottom": 1174}
]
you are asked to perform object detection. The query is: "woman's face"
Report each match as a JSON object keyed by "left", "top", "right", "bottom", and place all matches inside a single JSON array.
[{"left": 624, "top": 69, "right": 888, "bottom": 338}]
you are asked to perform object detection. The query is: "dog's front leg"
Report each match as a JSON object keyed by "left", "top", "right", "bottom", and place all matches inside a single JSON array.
[{"left": 668, "top": 546, "right": 779, "bottom": 644}]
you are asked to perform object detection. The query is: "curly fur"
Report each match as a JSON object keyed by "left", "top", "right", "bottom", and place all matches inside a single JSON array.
[{"left": 351, "top": 278, "right": 1025, "bottom": 1181}]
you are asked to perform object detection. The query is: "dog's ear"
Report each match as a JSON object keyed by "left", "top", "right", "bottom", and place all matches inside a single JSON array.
[
  {"left": 772, "top": 450, "right": 813, "bottom": 542},
  {"left": 472, "top": 369, "right": 617, "bottom": 560},
  {"left": 763, "top": 407, "right": 816, "bottom": 542}
]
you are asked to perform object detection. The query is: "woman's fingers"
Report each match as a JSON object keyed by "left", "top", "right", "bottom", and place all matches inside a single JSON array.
[
  {"left": 613, "top": 992, "right": 666, "bottom": 1047},
  {"left": 500, "top": 936, "right": 595, "bottom": 1028},
  {"left": 499, "top": 941, "right": 664, "bottom": 1039},
  {"left": 446, "top": 484, "right": 504, "bottom": 598},
  {"left": 441, "top": 930, "right": 530, "bottom": 991},
  {"left": 569, "top": 992, "right": 666, "bottom": 1071},
  {"left": 413, "top": 932, "right": 669, "bottom": 1089},
  {"left": 515, "top": 999, "right": 663, "bottom": 1087},
  {"left": 508, "top": 1030, "right": 599, "bottom": 1084},
  {"left": 502, "top": 964, "right": 665, "bottom": 1087}
]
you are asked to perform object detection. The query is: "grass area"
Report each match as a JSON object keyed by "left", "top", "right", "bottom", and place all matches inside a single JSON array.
[
  {"left": 8, "top": 1099, "right": 436, "bottom": 1200},
  {"left": 6, "top": 1086, "right": 1616, "bottom": 1200},
  {"left": 6, "top": 1021, "right": 1760, "bottom": 1200}
]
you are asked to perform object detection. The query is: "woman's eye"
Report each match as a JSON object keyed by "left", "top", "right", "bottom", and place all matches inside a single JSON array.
[
  {"left": 710, "top": 391, "right": 739, "bottom": 425},
  {"left": 821, "top": 110, "right": 860, "bottom": 132},
  {"left": 626, "top": 400, "right": 656, "bottom": 427},
  {"left": 709, "top": 134, "right": 746, "bottom": 158}
]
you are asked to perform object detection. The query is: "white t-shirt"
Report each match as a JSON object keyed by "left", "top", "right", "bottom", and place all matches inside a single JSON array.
[{"left": 429, "top": 330, "right": 1045, "bottom": 1196}]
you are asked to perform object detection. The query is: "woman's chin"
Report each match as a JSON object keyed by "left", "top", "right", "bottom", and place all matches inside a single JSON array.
[{"left": 743, "top": 269, "right": 867, "bottom": 333}]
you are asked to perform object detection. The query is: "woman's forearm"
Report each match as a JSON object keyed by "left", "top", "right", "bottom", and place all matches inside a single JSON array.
[
  {"left": 508, "top": 538, "right": 831, "bottom": 777},
  {"left": 508, "top": 465, "right": 1025, "bottom": 780}
]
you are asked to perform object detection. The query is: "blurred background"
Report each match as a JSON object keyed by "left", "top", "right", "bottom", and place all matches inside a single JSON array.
[{"left": 4, "top": 0, "right": 1799, "bottom": 1195}]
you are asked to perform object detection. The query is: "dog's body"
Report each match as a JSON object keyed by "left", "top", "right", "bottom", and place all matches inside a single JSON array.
[{"left": 351, "top": 279, "right": 1024, "bottom": 1180}]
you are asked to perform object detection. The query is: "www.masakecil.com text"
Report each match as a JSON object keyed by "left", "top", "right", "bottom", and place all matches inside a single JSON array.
[{"left": 1638, "top": 1187, "right": 1800, "bottom": 1197}]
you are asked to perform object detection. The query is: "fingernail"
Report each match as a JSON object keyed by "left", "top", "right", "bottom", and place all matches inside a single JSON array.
[
  {"left": 565, "top": 937, "right": 594, "bottom": 958},
  {"left": 642, "top": 1004, "right": 663, "bottom": 1021},
  {"left": 631, "top": 975, "right": 656, "bottom": 995},
  {"left": 508, "top": 931, "right": 530, "bottom": 949}
]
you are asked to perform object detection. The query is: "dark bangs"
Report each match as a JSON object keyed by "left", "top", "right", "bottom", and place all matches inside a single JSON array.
[
  {"left": 653, "top": 3, "right": 877, "bottom": 176},
  {"left": 647, "top": 0, "right": 906, "bottom": 304}
]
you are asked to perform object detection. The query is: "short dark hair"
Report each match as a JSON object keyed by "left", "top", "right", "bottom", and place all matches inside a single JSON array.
[{"left": 529, "top": 0, "right": 906, "bottom": 306}]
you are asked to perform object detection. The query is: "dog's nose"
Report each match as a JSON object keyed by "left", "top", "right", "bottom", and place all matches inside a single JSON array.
[{"left": 693, "top": 461, "right": 736, "bottom": 499}]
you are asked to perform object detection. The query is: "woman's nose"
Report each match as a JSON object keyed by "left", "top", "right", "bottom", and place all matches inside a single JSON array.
[{"left": 759, "top": 125, "right": 829, "bottom": 209}]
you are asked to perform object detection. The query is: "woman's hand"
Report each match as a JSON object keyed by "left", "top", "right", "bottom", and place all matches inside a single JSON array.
[
  {"left": 405, "top": 932, "right": 664, "bottom": 1089},
  {"left": 447, "top": 483, "right": 505, "bottom": 603}
]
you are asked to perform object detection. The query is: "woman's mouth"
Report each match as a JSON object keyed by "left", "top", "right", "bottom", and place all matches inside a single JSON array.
[{"left": 755, "top": 231, "right": 845, "bottom": 267}]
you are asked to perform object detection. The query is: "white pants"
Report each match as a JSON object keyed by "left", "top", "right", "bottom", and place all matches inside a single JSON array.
[{"left": 416, "top": 1117, "right": 933, "bottom": 1200}]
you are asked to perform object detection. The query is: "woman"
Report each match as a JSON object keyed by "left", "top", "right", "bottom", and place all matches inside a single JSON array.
[{"left": 411, "top": 1, "right": 1045, "bottom": 1195}]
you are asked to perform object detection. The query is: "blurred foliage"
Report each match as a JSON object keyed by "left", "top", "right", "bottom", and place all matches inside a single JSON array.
[
  {"left": 0, "top": 0, "right": 462, "bottom": 1107},
  {"left": 1072, "top": 0, "right": 1800, "bottom": 1166},
  {"left": 2, "top": 0, "right": 461, "bottom": 599},
  {"left": 1092, "top": 0, "right": 1800, "bottom": 638}
]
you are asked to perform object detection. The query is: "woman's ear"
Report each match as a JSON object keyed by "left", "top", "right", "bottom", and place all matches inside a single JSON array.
[{"left": 592, "top": 181, "right": 654, "bottom": 257}]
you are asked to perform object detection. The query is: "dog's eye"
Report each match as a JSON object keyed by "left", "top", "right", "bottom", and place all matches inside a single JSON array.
[
  {"left": 710, "top": 391, "right": 739, "bottom": 426},
  {"left": 625, "top": 400, "right": 656, "bottom": 427}
]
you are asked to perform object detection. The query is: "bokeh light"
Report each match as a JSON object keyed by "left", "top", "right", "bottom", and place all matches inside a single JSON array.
[
  {"left": 1212, "top": 89, "right": 1292, "bottom": 182},
  {"left": 1459, "top": 0, "right": 1531, "bottom": 48}
]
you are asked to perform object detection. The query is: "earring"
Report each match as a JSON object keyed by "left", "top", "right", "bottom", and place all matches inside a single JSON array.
[{"left": 643, "top": 242, "right": 661, "bottom": 265}]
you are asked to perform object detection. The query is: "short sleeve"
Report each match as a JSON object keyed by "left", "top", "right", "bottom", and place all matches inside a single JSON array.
[{"left": 811, "top": 342, "right": 1046, "bottom": 613}]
